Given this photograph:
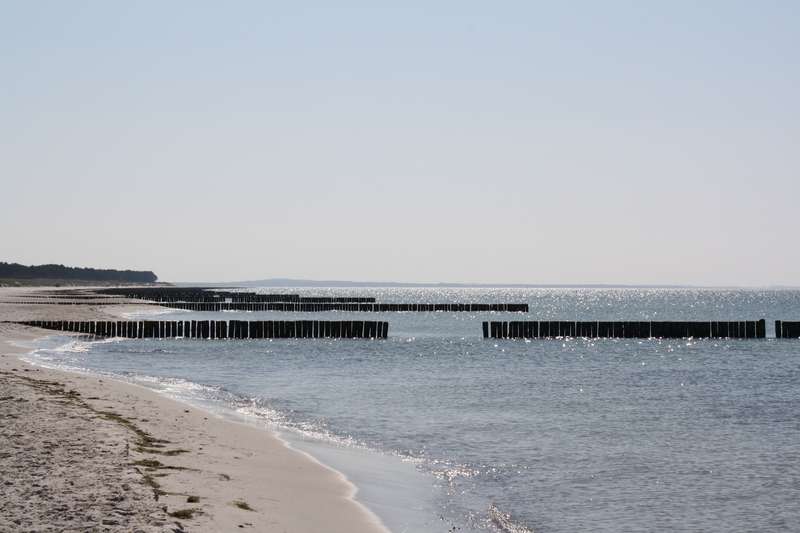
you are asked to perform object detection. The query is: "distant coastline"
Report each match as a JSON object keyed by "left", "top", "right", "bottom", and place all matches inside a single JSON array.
[{"left": 0, "top": 262, "right": 159, "bottom": 286}]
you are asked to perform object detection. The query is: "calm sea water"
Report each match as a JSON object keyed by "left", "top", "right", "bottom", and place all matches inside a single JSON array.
[{"left": 27, "top": 289, "right": 800, "bottom": 532}]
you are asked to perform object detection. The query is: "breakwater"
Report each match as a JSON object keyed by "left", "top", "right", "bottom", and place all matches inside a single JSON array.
[
  {"left": 48, "top": 287, "right": 528, "bottom": 312},
  {"left": 0, "top": 301, "right": 145, "bottom": 305},
  {"left": 159, "top": 302, "right": 529, "bottom": 312},
  {"left": 96, "top": 287, "right": 375, "bottom": 303},
  {"left": 775, "top": 321, "right": 800, "bottom": 338},
  {"left": 8, "top": 294, "right": 120, "bottom": 299},
  {"left": 483, "top": 320, "right": 767, "bottom": 339},
  {"left": 0, "top": 301, "right": 525, "bottom": 312},
  {"left": 13, "top": 320, "right": 388, "bottom": 339}
]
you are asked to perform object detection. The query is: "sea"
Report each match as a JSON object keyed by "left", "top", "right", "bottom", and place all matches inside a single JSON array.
[{"left": 22, "top": 288, "right": 800, "bottom": 532}]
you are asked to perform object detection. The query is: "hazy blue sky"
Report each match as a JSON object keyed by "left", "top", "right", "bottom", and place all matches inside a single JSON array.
[{"left": 2, "top": 1, "right": 798, "bottom": 285}]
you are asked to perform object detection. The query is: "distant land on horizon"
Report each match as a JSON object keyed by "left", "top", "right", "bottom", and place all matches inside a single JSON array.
[
  {"left": 174, "top": 278, "right": 798, "bottom": 289},
  {"left": 0, "top": 262, "right": 158, "bottom": 285}
]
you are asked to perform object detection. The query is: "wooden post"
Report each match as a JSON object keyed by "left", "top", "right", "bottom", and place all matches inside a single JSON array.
[{"left": 756, "top": 319, "right": 765, "bottom": 339}]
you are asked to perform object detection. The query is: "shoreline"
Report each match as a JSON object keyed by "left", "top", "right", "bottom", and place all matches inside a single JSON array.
[
  {"left": 18, "top": 332, "right": 440, "bottom": 533},
  {"left": 0, "top": 290, "right": 389, "bottom": 533},
  {"left": 18, "top": 332, "right": 442, "bottom": 533}
]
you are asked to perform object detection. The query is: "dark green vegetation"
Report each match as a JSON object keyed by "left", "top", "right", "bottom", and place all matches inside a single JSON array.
[{"left": 0, "top": 262, "right": 157, "bottom": 283}]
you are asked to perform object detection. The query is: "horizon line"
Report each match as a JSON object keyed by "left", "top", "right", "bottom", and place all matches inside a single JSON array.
[{"left": 170, "top": 278, "right": 799, "bottom": 290}]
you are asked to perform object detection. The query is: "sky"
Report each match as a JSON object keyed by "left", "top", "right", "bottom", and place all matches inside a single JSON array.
[{"left": 1, "top": 1, "right": 798, "bottom": 285}]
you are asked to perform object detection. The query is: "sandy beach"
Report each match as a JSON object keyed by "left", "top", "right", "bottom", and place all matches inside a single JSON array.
[{"left": 0, "top": 288, "right": 388, "bottom": 533}]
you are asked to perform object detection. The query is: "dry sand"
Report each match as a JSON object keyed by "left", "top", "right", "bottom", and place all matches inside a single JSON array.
[{"left": 0, "top": 288, "right": 389, "bottom": 533}]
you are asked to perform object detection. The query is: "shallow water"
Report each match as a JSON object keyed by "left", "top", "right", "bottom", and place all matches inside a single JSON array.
[{"left": 27, "top": 288, "right": 800, "bottom": 532}]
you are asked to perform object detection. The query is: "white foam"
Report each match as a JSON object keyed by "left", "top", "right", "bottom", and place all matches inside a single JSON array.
[
  {"left": 120, "top": 307, "right": 189, "bottom": 319},
  {"left": 488, "top": 504, "right": 534, "bottom": 533}
]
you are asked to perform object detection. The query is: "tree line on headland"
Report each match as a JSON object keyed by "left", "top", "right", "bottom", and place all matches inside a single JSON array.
[{"left": 0, "top": 262, "right": 157, "bottom": 283}]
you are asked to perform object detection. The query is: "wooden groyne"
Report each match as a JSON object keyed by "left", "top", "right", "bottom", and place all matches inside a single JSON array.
[
  {"left": 775, "top": 321, "right": 800, "bottom": 339},
  {"left": 141, "top": 297, "right": 376, "bottom": 304},
  {"left": 298, "top": 297, "right": 376, "bottom": 303},
  {"left": 67, "top": 288, "right": 525, "bottom": 311},
  {"left": 96, "top": 288, "right": 375, "bottom": 303},
  {"left": 483, "top": 320, "right": 767, "bottom": 339},
  {"left": 10, "top": 294, "right": 120, "bottom": 299},
  {"left": 14, "top": 320, "right": 388, "bottom": 339},
  {"left": 159, "top": 302, "right": 529, "bottom": 312},
  {"left": 2, "top": 295, "right": 527, "bottom": 312},
  {"left": 98, "top": 287, "right": 301, "bottom": 302},
  {"left": 0, "top": 301, "right": 147, "bottom": 306}
]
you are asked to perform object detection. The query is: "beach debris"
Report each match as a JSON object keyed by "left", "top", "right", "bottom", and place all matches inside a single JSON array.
[
  {"left": 232, "top": 500, "right": 255, "bottom": 511},
  {"left": 167, "top": 508, "right": 198, "bottom": 519}
]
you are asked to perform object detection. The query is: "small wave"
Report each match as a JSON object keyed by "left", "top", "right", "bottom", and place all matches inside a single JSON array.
[
  {"left": 35, "top": 335, "right": 120, "bottom": 355},
  {"left": 31, "top": 335, "right": 115, "bottom": 355},
  {"left": 129, "top": 374, "right": 222, "bottom": 395},
  {"left": 49, "top": 340, "right": 91, "bottom": 354},
  {"left": 489, "top": 504, "right": 534, "bottom": 533},
  {"left": 232, "top": 400, "right": 368, "bottom": 450},
  {"left": 120, "top": 307, "right": 188, "bottom": 319},
  {"left": 429, "top": 459, "right": 480, "bottom": 484}
]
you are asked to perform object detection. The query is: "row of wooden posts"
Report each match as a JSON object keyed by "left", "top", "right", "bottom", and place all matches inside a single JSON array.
[
  {"left": 483, "top": 320, "right": 773, "bottom": 339},
  {"left": 0, "top": 300, "right": 529, "bottom": 313},
  {"left": 159, "top": 302, "right": 530, "bottom": 312},
  {"left": 24, "top": 287, "right": 528, "bottom": 312},
  {"left": 14, "top": 294, "right": 120, "bottom": 299},
  {"left": 11, "top": 319, "right": 800, "bottom": 340},
  {"left": 140, "top": 296, "right": 379, "bottom": 304},
  {"left": 96, "top": 287, "right": 375, "bottom": 303},
  {"left": 97, "top": 288, "right": 300, "bottom": 302},
  {"left": 1, "top": 301, "right": 148, "bottom": 306},
  {"left": 775, "top": 321, "right": 800, "bottom": 339},
  {"left": 15, "top": 320, "right": 389, "bottom": 339}
]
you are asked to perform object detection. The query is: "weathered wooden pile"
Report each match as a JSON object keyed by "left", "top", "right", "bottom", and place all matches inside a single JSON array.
[
  {"left": 0, "top": 301, "right": 144, "bottom": 306},
  {"left": 775, "top": 321, "right": 800, "bottom": 339},
  {"left": 96, "top": 287, "right": 374, "bottom": 303},
  {"left": 160, "top": 302, "right": 529, "bottom": 312},
  {"left": 483, "top": 320, "right": 767, "bottom": 339},
  {"left": 95, "top": 287, "right": 528, "bottom": 312},
  {"left": 11, "top": 294, "right": 119, "bottom": 299},
  {"left": 13, "top": 320, "right": 388, "bottom": 339},
  {"left": 11, "top": 287, "right": 799, "bottom": 340}
]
